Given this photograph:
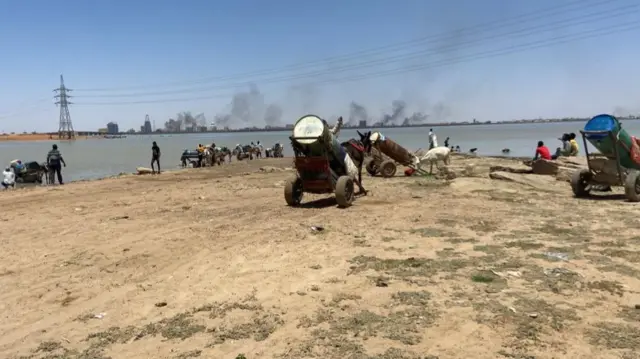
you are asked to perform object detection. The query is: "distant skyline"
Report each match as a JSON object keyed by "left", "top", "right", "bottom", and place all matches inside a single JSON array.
[{"left": 1, "top": 0, "right": 640, "bottom": 132}]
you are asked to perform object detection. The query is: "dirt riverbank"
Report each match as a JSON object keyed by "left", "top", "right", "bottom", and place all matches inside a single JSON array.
[
  {"left": 0, "top": 133, "right": 94, "bottom": 142},
  {"left": 1, "top": 155, "right": 639, "bottom": 359}
]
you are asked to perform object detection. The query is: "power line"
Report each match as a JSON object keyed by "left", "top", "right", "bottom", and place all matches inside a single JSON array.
[
  {"left": 0, "top": 97, "right": 52, "bottom": 119},
  {"left": 321, "top": 21, "right": 640, "bottom": 85},
  {"left": 74, "top": 0, "right": 624, "bottom": 92},
  {"left": 0, "top": 107, "right": 51, "bottom": 121},
  {"left": 72, "top": 5, "right": 638, "bottom": 99},
  {"left": 0, "top": 102, "right": 52, "bottom": 121},
  {"left": 74, "top": 21, "right": 640, "bottom": 106}
]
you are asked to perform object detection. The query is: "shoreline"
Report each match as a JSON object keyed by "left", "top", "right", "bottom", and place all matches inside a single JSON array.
[{"left": 14, "top": 153, "right": 536, "bottom": 186}]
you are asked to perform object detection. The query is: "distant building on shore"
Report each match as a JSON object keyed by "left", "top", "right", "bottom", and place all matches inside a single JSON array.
[
  {"left": 141, "top": 118, "right": 152, "bottom": 134},
  {"left": 106, "top": 122, "right": 119, "bottom": 134}
]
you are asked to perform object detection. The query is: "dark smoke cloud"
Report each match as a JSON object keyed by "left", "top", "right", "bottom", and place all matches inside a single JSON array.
[
  {"left": 348, "top": 101, "right": 369, "bottom": 126},
  {"left": 213, "top": 84, "right": 283, "bottom": 128},
  {"left": 343, "top": 99, "right": 443, "bottom": 127},
  {"left": 164, "top": 111, "right": 202, "bottom": 131},
  {"left": 179, "top": 112, "right": 197, "bottom": 128},
  {"left": 382, "top": 100, "right": 407, "bottom": 126},
  {"left": 264, "top": 104, "right": 283, "bottom": 126},
  {"left": 403, "top": 112, "right": 429, "bottom": 126},
  {"left": 202, "top": 83, "right": 450, "bottom": 129}
]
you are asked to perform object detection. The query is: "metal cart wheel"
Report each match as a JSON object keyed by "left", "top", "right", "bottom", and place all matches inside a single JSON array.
[
  {"left": 380, "top": 160, "right": 397, "bottom": 178},
  {"left": 624, "top": 170, "right": 640, "bottom": 202},
  {"left": 335, "top": 176, "right": 354, "bottom": 208},
  {"left": 366, "top": 161, "right": 378, "bottom": 176},
  {"left": 571, "top": 169, "right": 592, "bottom": 197},
  {"left": 284, "top": 176, "right": 304, "bottom": 206}
]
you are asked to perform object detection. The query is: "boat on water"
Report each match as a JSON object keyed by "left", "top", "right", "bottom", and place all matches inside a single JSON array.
[{"left": 103, "top": 135, "right": 127, "bottom": 139}]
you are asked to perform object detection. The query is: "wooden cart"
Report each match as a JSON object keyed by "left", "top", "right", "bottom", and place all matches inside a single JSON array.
[
  {"left": 365, "top": 134, "right": 429, "bottom": 178},
  {"left": 285, "top": 135, "right": 355, "bottom": 208}
]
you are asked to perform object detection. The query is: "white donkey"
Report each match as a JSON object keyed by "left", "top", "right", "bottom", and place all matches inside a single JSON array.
[{"left": 418, "top": 146, "right": 451, "bottom": 174}]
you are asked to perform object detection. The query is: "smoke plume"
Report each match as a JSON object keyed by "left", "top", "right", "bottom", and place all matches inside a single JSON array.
[
  {"left": 382, "top": 100, "right": 407, "bottom": 126},
  {"left": 264, "top": 104, "right": 283, "bottom": 126},
  {"left": 348, "top": 101, "right": 369, "bottom": 126},
  {"left": 214, "top": 84, "right": 283, "bottom": 128}
]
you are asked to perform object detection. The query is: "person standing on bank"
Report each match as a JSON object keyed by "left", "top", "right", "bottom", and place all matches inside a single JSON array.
[
  {"left": 46, "top": 144, "right": 66, "bottom": 185},
  {"left": 428, "top": 128, "right": 438, "bottom": 150},
  {"left": 151, "top": 141, "right": 161, "bottom": 174}
]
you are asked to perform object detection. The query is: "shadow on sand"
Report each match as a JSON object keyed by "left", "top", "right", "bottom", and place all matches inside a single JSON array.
[
  {"left": 579, "top": 193, "right": 628, "bottom": 201},
  {"left": 298, "top": 197, "right": 338, "bottom": 209}
]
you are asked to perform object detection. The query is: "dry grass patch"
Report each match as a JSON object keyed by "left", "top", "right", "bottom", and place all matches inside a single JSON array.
[
  {"left": 468, "top": 220, "right": 501, "bottom": 233},
  {"left": 408, "top": 227, "right": 458, "bottom": 238},
  {"left": 587, "top": 280, "right": 625, "bottom": 297},
  {"left": 600, "top": 248, "right": 640, "bottom": 263},
  {"left": 504, "top": 240, "right": 544, "bottom": 251},
  {"left": 474, "top": 297, "right": 579, "bottom": 350},
  {"left": 531, "top": 222, "right": 590, "bottom": 243},
  {"left": 618, "top": 306, "right": 640, "bottom": 322},
  {"left": 586, "top": 322, "right": 640, "bottom": 350},
  {"left": 287, "top": 290, "right": 439, "bottom": 358},
  {"left": 21, "top": 291, "right": 283, "bottom": 358}
]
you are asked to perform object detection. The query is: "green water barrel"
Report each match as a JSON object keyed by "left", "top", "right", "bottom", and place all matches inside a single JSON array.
[{"left": 583, "top": 114, "right": 638, "bottom": 170}]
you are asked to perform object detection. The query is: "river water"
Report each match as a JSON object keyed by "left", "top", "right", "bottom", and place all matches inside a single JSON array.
[{"left": 2, "top": 120, "right": 640, "bottom": 182}]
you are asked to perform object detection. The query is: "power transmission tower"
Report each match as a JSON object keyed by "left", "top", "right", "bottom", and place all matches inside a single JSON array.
[{"left": 53, "top": 75, "right": 75, "bottom": 140}]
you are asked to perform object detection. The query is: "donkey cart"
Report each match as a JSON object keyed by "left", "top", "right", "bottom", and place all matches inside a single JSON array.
[
  {"left": 571, "top": 114, "right": 640, "bottom": 201},
  {"left": 365, "top": 132, "right": 429, "bottom": 178},
  {"left": 284, "top": 115, "right": 356, "bottom": 208}
]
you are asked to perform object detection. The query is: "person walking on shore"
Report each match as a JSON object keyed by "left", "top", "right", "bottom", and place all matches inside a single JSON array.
[
  {"left": 428, "top": 129, "right": 438, "bottom": 150},
  {"left": 46, "top": 144, "right": 66, "bottom": 185},
  {"left": 151, "top": 141, "right": 161, "bottom": 174}
]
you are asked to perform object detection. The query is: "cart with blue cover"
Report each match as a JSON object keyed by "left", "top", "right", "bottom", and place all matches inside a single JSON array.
[{"left": 571, "top": 114, "right": 640, "bottom": 201}]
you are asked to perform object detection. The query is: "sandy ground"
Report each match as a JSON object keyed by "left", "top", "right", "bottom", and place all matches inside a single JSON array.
[{"left": 1, "top": 155, "right": 640, "bottom": 359}]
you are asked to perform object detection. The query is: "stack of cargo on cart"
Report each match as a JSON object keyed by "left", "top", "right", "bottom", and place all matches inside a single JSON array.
[{"left": 284, "top": 114, "right": 358, "bottom": 208}]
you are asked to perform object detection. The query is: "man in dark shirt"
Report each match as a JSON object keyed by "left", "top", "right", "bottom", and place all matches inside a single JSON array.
[
  {"left": 46, "top": 144, "right": 66, "bottom": 185},
  {"left": 534, "top": 141, "right": 551, "bottom": 160},
  {"left": 151, "top": 141, "right": 161, "bottom": 174}
]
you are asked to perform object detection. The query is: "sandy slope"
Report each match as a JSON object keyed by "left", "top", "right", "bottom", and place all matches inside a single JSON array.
[
  {"left": 1, "top": 156, "right": 639, "bottom": 359},
  {"left": 0, "top": 134, "right": 95, "bottom": 142}
]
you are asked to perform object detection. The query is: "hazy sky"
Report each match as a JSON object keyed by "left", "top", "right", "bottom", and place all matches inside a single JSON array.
[{"left": 1, "top": 0, "right": 639, "bottom": 132}]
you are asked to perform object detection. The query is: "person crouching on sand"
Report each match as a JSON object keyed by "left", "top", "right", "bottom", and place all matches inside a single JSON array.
[
  {"left": 552, "top": 133, "right": 571, "bottom": 159},
  {"left": 2, "top": 167, "right": 15, "bottom": 189},
  {"left": 534, "top": 141, "right": 551, "bottom": 161},
  {"left": 568, "top": 133, "right": 580, "bottom": 156}
]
